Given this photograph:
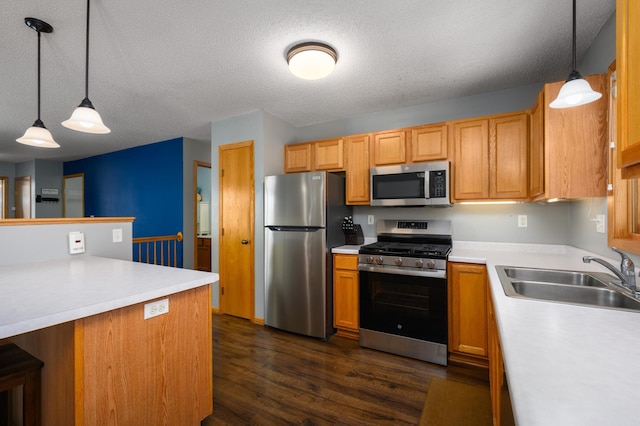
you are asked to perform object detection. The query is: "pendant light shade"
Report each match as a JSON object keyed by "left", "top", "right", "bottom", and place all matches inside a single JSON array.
[
  {"left": 17, "top": 18, "right": 59, "bottom": 149},
  {"left": 62, "top": 0, "right": 110, "bottom": 134},
  {"left": 287, "top": 42, "right": 337, "bottom": 80},
  {"left": 549, "top": 0, "right": 602, "bottom": 109}
]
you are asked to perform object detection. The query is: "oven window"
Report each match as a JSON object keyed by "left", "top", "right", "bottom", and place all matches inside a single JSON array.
[
  {"left": 359, "top": 271, "right": 447, "bottom": 344},
  {"left": 372, "top": 173, "right": 425, "bottom": 200}
]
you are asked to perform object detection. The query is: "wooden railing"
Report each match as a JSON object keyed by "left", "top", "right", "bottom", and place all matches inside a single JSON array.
[{"left": 133, "top": 232, "right": 183, "bottom": 267}]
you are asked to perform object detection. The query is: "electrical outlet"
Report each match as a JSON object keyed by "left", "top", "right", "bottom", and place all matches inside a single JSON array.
[
  {"left": 368, "top": 215, "right": 375, "bottom": 225},
  {"left": 518, "top": 215, "right": 528, "bottom": 228},
  {"left": 144, "top": 298, "right": 169, "bottom": 319},
  {"left": 112, "top": 228, "right": 123, "bottom": 243},
  {"left": 596, "top": 214, "right": 606, "bottom": 233},
  {"left": 68, "top": 231, "right": 86, "bottom": 254}
]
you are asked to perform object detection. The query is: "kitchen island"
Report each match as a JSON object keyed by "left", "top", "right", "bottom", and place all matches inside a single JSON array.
[
  {"left": 0, "top": 256, "right": 218, "bottom": 426},
  {"left": 450, "top": 242, "right": 640, "bottom": 426}
]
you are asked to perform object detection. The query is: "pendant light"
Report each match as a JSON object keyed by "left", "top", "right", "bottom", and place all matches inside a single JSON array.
[
  {"left": 62, "top": 0, "right": 110, "bottom": 134},
  {"left": 549, "top": 0, "right": 602, "bottom": 108},
  {"left": 287, "top": 42, "right": 337, "bottom": 80},
  {"left": 17, "top": 18, "right": 60, "bottom": 148}
]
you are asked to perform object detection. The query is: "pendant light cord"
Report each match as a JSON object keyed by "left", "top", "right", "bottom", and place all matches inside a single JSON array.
[
  {"left": 84, "top": 0, "right": 90, "bottom": 100},
  {"left": 37, "top": 29, "right": 42, "bottom": 121},
  {"left": 571, "top": 0, "right": 577, "bottom": 71}
]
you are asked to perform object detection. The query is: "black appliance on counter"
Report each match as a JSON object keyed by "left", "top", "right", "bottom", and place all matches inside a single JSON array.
[{"left": 358, "top": 219, "right": 452, "bottom": 365}]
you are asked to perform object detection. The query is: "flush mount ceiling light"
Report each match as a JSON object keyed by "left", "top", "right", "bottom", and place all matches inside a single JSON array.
[
  {"left": 62, "top": 0, "right": 110, "bottom": 134},
  {"left": 549, "top": 0, "right": 602, "bottom": 108},
  {"left": 287, "top": 42, "right": 337, "bottom": 80},
  {"left": 17, "top": 18, "right": 60, "bottom": 149}
]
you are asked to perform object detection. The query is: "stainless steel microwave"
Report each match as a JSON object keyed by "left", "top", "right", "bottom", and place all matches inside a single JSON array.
[{"left": 370, "top": 161, "right": 451, "bottom": 207}]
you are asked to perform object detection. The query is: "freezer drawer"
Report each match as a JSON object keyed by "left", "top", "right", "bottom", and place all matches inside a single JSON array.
[{"left": 264, "top": 227, "right": 328, "bottom": 338}]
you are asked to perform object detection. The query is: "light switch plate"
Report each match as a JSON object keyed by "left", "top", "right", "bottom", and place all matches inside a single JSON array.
[
  {"left": 112, "top": 228, "right": 123, "bottom": 243},
  {"left": 68, "top": 232, "right": 85, "bottom": 254}
]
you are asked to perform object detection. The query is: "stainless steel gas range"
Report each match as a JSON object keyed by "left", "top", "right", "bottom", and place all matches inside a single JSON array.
[{"left": 358, "top": 219, "right": 452, "bottom": 365}]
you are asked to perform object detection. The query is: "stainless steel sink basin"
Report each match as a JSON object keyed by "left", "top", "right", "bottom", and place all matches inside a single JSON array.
[
  {"left": 502, "top": 267, "right": 608, "bottom": 287},
  {"left": 497, "top": 266, "right": 640, "bottom": 312}
]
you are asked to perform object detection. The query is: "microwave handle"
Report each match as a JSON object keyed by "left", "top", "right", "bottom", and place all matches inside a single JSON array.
[{"left": 424, "top": 170, "right": 430, "bottom": 199}]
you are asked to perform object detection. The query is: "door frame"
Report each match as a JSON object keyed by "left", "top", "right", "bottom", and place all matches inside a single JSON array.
[{"left": 193, "top": 160, "right": 211, "bottom": 271}]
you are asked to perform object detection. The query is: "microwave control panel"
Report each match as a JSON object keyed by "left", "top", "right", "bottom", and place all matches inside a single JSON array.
[{"left": 429, "top": 170, "right": 447, "bottom": 198}]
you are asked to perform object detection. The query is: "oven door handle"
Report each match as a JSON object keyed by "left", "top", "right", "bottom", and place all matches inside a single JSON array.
[{"left": 358, "top": 265, "right": 446, "bottom": 279}]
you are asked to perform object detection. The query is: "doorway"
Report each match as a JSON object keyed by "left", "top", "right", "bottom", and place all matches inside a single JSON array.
[
  {"left": 218, "top": 140, "right": 255, "bottom": 320},
  {"left": 63, "top": 173, "right": 84, "bottom": 218},
  {"left": 14, "top": 176, "right": 31, "bottom": 218},
  {"left": 194, "top": 161, "right": 212, "bottom": 271},
  {"left": 0, "top": 176, "right": 7, "bottom": 218}
]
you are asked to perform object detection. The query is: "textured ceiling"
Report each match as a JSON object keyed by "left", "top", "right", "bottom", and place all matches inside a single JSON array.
[{"left": 1, "top": 0, "right": 615, "bottom": 163}]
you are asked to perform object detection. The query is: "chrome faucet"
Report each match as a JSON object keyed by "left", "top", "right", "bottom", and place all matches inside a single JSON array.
[{"left": 583, "top": 247, "right": 638, "bottom": 295}]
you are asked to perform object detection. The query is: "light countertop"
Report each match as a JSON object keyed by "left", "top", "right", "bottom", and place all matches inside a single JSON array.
[
  {"left": 0, "top": 256, "right": 219, "bottom": 339},
  {"left": 451, "top": 241, "right": 639, "bottom": 426}
]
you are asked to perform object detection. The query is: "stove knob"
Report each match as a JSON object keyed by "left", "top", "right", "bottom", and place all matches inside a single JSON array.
[
  {"left": 367, "top": 256, "right": 375, "bottom": 264},
  {"left": 376, "top": 256, "right": 384, "bottom": 265},
  {"left": 394, "top": 258, "right": 403, "bottom": 266},
  {"left": 426, "top": 260, "right": 435, "bottom": 269},
  {"left": 415, "top": 259, "right": 424, "bottom": 268}
]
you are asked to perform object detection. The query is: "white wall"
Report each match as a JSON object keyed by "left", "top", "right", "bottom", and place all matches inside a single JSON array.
[{"left": 0, "top": 220, "right": 133, "bottom": 266}]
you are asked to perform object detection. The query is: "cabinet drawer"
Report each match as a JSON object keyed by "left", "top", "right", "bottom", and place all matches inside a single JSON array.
[{"left": 334, "top": 254, "right": 358, "bottom": 270}]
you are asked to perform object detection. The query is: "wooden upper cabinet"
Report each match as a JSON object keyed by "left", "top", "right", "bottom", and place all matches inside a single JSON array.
[
  {"left": 529, "top": 91, "right": 545, "bottom": 198},
  {"left": 371, "top": 129, "right": 407, "bottom": 166},
  {"left": 538, "top": 74, "right": 608, "bottom": 200},
  {"left": 452, "top": 113, "right": 528, "bottom": 201},
  {"left": 284, "top": 143, "right": 312, "bottom": 173},
  {"left": 617, "top": 0, "right": 640, "bottom": 176},
  {"left": 490, "top": 113, "right": 529, "bottom": 200},
  {"left": 410, "top": 123, "right": 448, "bottom": 162},
  {"left": 452, "top": 118, "right": 490, "bottom": 200},
  {"left": 345, "top": 134, "right": 371, "bottom": 205},
  {"left": 314, "top": 138, "right": 345, "bottom": 171}
]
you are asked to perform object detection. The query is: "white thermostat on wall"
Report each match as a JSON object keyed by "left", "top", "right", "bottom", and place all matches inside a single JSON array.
[{"left": 68, "top": 231, "right": 86, "bottom": 254}]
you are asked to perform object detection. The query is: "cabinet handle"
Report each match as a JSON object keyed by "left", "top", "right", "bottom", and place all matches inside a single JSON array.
[{"left": 241, "top": 239, "right": 249, "bottom": 245}]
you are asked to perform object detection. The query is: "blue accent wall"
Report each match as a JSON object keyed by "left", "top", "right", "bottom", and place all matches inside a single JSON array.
[{"left": 64, "top": 138, "right": 184, "bottom": 265}]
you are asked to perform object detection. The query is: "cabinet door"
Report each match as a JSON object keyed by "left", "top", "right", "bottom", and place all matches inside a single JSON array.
[
  {"left": 333, "top": 254, "right": 359, "bottom": 338},
  {"left": 372, "top": 130, "right": 407, "bottom": 166},
  {"left": 490, "top": 113, "right": 529, "bottom": 200},
  {"left": 345, "top": 134, "right": 371, "bottom": 205},
  {"left": 411, "top": 124, "right": 448, "bottom": 162},
  {"left": 488, "top": 287, "right": 505, "bottom": 426},
  {"left": 314, "top": 138, "right": 345, "bottom": 171},
  {"left": 448, "top": 263, "right": 488, "bottom": 360},
  {"left": 452, "top": 119, "right": 489, "bottom": 200},
  {"left": 617, "top": 0, "right": 640, "bottom": 174},
  {"left": 543, "top": 74, "right": 607, "bottom": 199},
  {"left": 284, "top": 143, "right": 312, "bottom": 173},
  {"left": 529, "top": 92, "right": 544, "bottom": 198}
]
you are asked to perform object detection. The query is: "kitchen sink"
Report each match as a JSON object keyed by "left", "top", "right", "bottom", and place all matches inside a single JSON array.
[{"left": 497, "top": 266, "right": 640, "bottom": 312}]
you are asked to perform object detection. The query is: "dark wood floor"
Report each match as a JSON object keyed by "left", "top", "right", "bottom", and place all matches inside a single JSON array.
[{"left": 202, "top": 314, "right": 488, "bottom": 426}]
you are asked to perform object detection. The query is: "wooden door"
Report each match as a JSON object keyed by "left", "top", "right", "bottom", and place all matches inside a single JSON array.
[
  {"left": 448, "top": 262, "right": 488, "bottom": 364},
  {"left": 411, "top": 123, "right": 448, "bottom": 162},
  {"left": 0, "top": 176, "right": 7, "bottom": 219},
  {"left": 371, "top": 129, "right": 407, "bottom": 165},
  {"left": 345, "top": 133, "right": 371, "bottom": 205},
  {"left": 617, "top": 0, "right": 640, "bottom": 174},
  {"left": 452, "top": 119, "right": 489, "bottom": 200},
  {"left": 14, "top": 176, "right": 31, "bottom": 218},
  {"left": 219, "top": 141, "right": 254, "bottom": 319},
  {"left": 490, "top": 113, "right": 529, "bottom": 200}
]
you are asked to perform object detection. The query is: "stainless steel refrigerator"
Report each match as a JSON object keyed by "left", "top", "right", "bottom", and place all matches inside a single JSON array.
[{"left": 264, "top": 171, "right": 350, "bottom": 339}]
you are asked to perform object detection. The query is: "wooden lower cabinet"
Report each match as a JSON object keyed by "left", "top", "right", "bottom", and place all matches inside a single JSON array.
[
  {"left": 196, "top": 237, "right": 212, "bottom": 271},
  {"left": 447, "top": 262, "right": 489, "bottom": 368},
  {"left": 9, "top": 286, "right": 213, "bottom": 425},
  {"left": 488, "top": 287, "right": 515, "bottom": 426},
  {"left": 333, "top": 254, "right": 359, "bottom": 339}
]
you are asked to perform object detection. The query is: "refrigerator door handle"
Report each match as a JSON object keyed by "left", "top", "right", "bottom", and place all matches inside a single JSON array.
[{"left": 267, "top": 226, "right": 323, "bottom": 232}]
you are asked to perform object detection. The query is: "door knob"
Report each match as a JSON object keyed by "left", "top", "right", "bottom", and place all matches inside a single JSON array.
[{"left": 241, "top": 239, "right": 249, "bottom": 244}]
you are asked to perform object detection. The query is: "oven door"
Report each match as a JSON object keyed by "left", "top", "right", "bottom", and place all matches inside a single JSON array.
[{"left": 359, "top": 267, "right": 447, "bottom": 344}]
